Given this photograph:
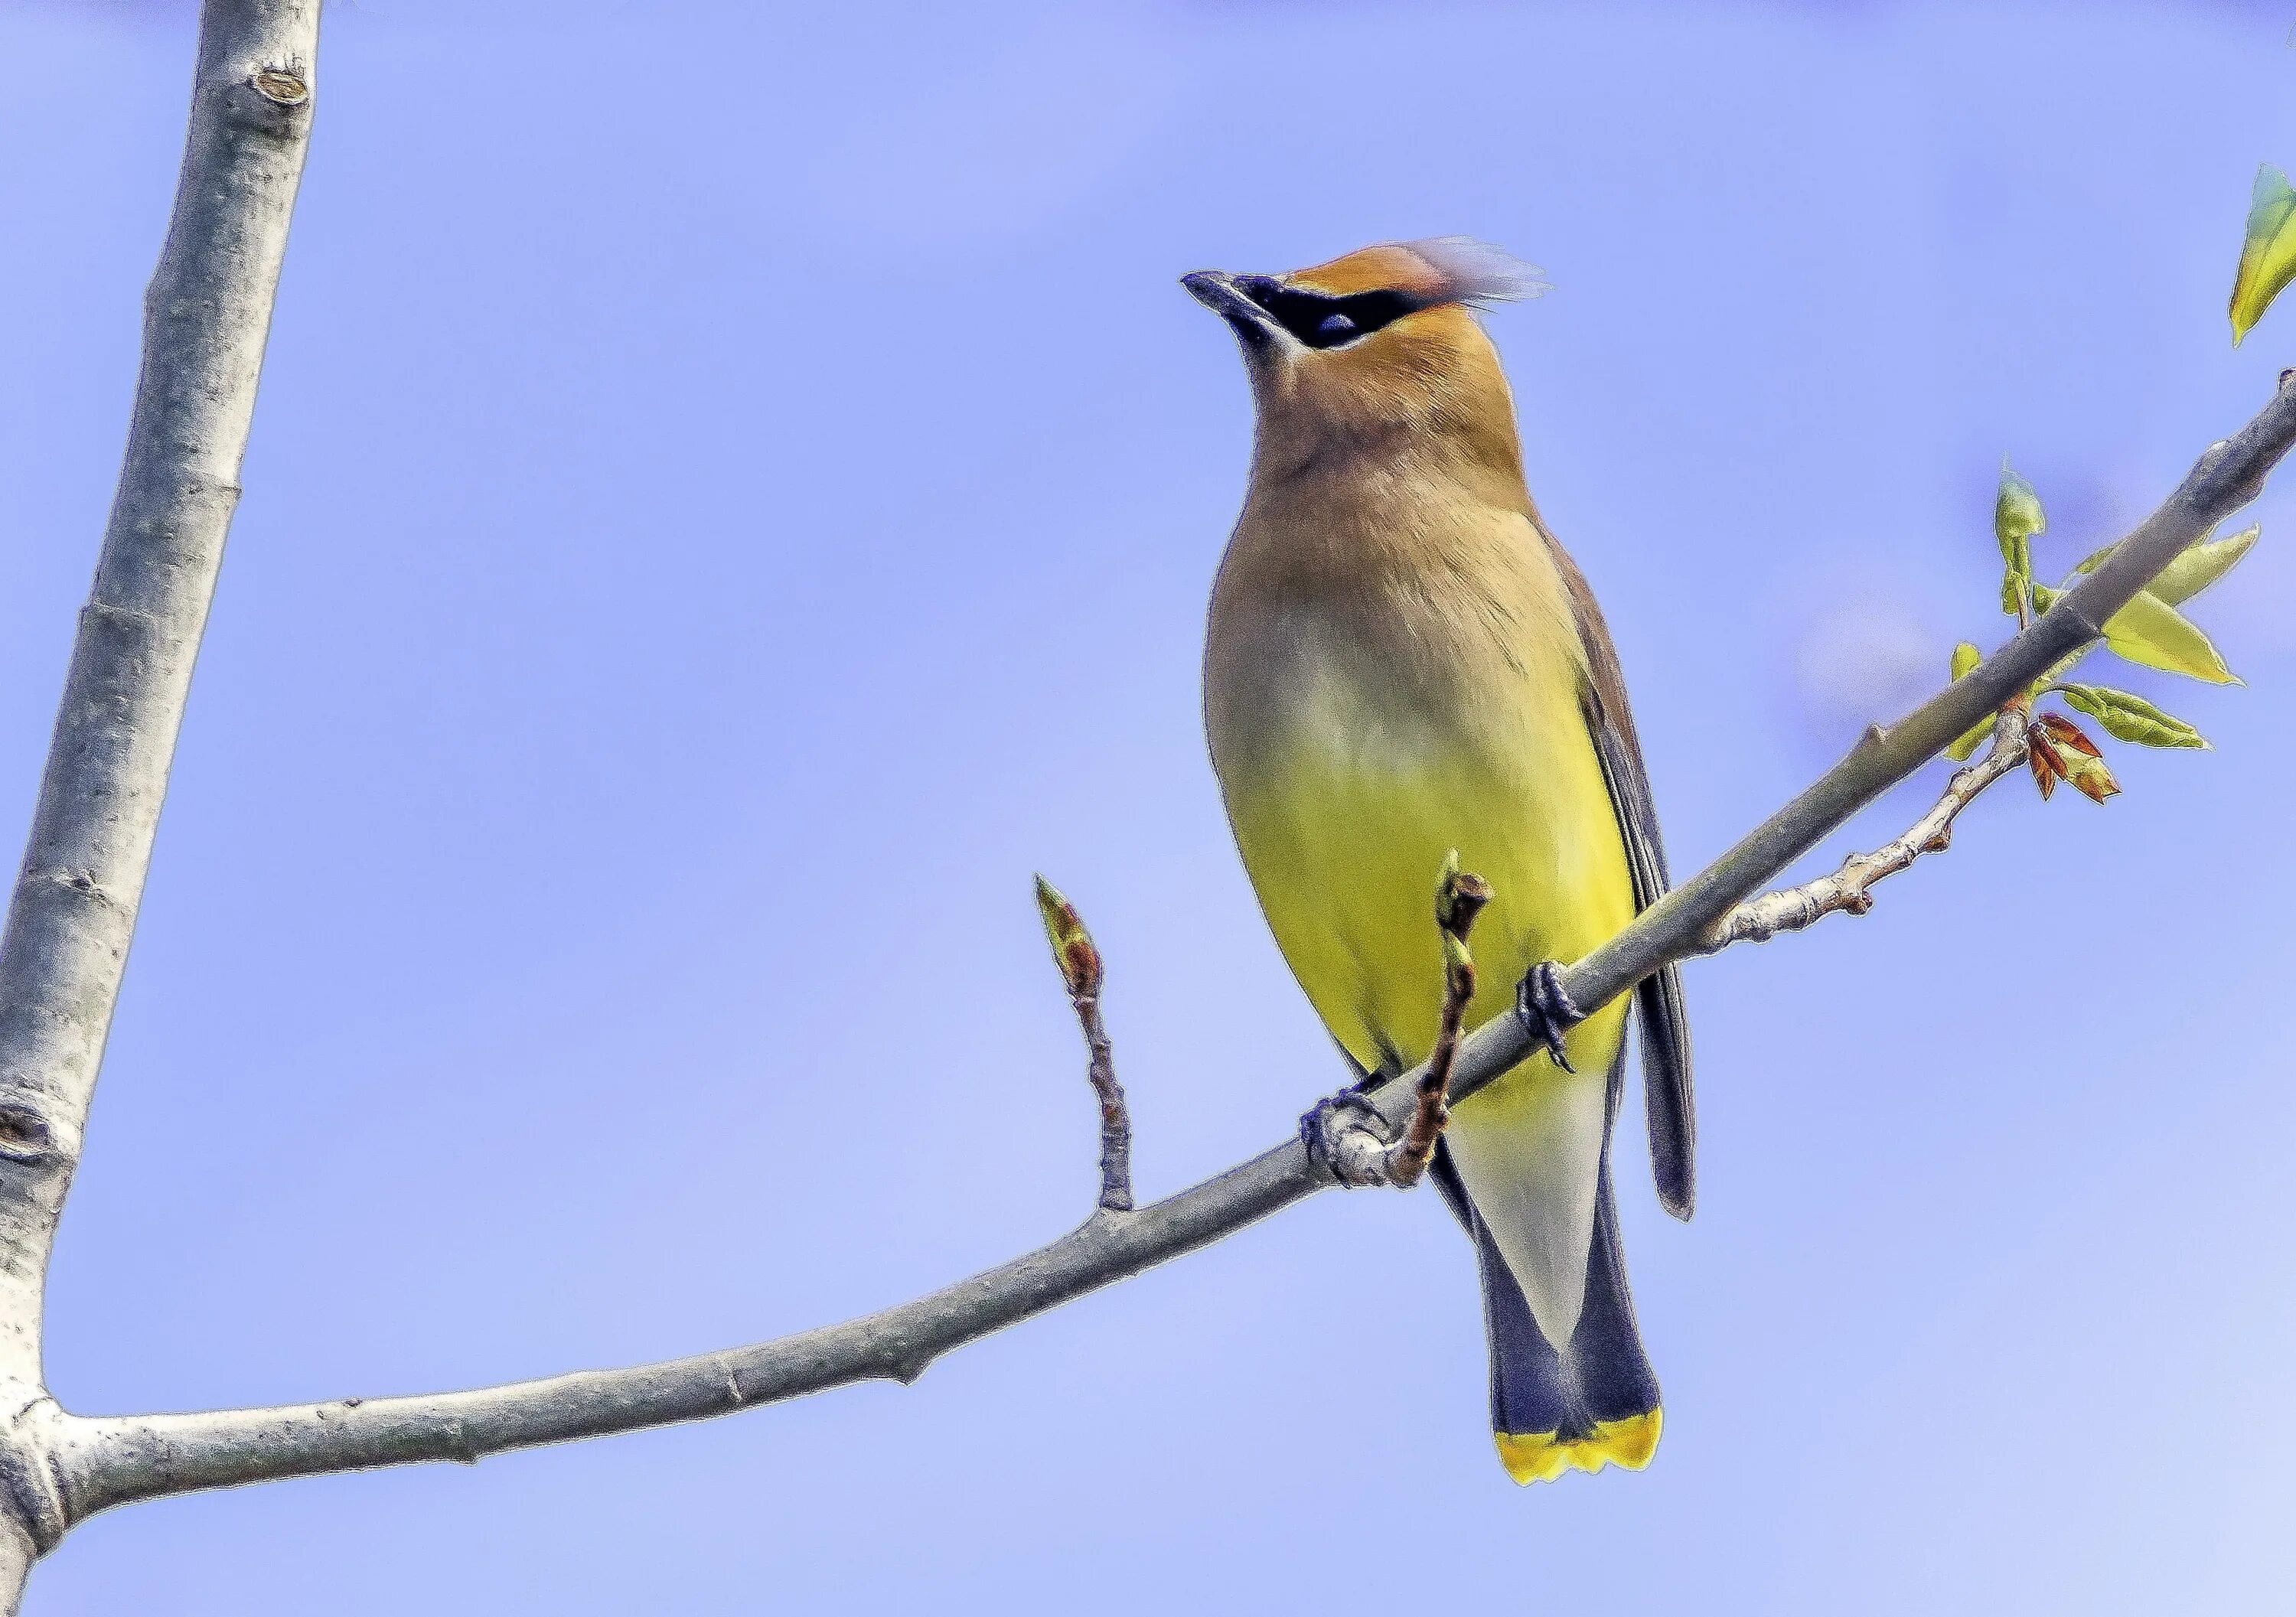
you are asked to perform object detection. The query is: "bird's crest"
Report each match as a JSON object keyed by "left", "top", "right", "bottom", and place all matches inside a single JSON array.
[{"left": 1287, "top": 238, "right": 1547, "bottom": 307}]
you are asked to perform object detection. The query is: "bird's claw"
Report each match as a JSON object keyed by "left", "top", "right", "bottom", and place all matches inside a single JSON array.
[
  {"left": 1300, "top": 1089, "right": 1391, "bottom": 1188},
  {"left": 1515, "top": 961, "right": 1581, "bottom": 1074}
]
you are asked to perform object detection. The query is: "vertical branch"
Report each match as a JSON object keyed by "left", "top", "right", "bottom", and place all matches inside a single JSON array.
[
  {"left": 0, "top": 1527, "right": 28, "bottom": 1617},
  {"left": 1033, "top": 878, "right": 1133, "bottom": 1213},
  {"left": 1076, "top": 991, "right": 1130, "bottom": 1214},
  {"left": 0, "top": 0, "right": 321, "bottom": 1421},
  {"left": 1384, "top": 854, "right": 1489, "bottom": 1188}
]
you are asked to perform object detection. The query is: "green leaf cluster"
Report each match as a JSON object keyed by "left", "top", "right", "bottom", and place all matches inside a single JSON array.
[
  {"left": 1939, "top": 165, "right": 2275, "bottom": 784},
  {"left": 1941, "top": 462, "right": 2255, "bottom": 784}
]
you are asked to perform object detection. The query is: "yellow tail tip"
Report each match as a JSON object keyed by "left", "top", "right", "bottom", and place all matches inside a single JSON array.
[{"left": 1495, "top": 1408, "right": 1662, "bottom": 1484}]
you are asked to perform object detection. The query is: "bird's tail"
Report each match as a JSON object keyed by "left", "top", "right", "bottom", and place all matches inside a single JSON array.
[{"left": 1430, "top": 1144, "right": 1662, "bottom": 1483}]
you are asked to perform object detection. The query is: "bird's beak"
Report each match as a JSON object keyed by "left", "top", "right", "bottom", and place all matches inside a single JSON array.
[{"left": 1182, "top": 270, "right": 1278, "bottom": 343}]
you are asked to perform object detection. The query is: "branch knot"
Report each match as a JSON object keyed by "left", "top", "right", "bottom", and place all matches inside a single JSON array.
[
  {"left": 1299, "top": 1092, "right": 1393, "bottom": 1188},
  {"left": 0, "top": 1385, "right": 68, "bottom": 1553}
]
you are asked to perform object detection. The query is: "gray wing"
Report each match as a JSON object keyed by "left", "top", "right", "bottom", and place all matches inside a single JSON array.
[{"left": 1542, "top": 530, "right": 1697, "bottom": 1221}]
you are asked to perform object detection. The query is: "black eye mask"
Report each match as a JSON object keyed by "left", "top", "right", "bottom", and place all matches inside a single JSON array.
[{"left": 1232, "top": 276, "right": 1430, "bottom": 349}]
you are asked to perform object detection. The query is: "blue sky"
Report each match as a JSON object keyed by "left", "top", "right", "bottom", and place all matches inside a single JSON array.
[{"left": 5, "top": 0, "right": 2296, "bottom": 1611}]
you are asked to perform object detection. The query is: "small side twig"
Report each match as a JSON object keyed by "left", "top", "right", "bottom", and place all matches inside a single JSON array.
[
  {"left": 1384, "top": 853, "right": 1490, "bottom": 1188},
  {"left": 1698, "top": 703, "right": 2032, "bottom": 954},
  {"left": 1034, "top": 877, "right": 1132, "bottom": 1213}
]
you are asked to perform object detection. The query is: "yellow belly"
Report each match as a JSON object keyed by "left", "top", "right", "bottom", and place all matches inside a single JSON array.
[
  {"left": 1218, "top": 657, "right": 1636, "bottom": 1088},
  {"left": 1215, "top": 632, "right": 1639, "bottom": 1344}
]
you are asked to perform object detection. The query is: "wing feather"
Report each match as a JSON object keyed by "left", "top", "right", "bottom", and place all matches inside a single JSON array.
[{"left": 1540, "top": 529, "right": 1697, "bottom": 1220}]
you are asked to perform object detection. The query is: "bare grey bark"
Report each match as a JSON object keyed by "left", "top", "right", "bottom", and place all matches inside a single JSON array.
[
  {"left": 0, "top": 1531, "right": 28, "bottom": 1617},
  {"left": 0, "top": 0, "right": 318, "bottom": 1600},
  {"left": 21, "top": 380, "right": 2296, "bottom": 1532},
  {"left": 47, "top": 1177, "right": 1309, "bottom": 1516},
  {"left": 1697, "top": 706, "right": 2033, "bottom": 953}
]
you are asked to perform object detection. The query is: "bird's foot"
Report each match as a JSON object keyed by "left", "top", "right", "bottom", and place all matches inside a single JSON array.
[
  {"left": 1515, "top": 961, "right": 1582, "bottom": 1074},
  {"left": 1300, "top": 1090, "right": 1393, "bottom": 1188}
]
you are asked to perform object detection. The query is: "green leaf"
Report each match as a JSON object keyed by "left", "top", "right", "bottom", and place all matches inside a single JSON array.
[
  {"left": 2073, "top": 523, "right": 2259, "bottom": 606},
  {"left": 2154, "top": 523, "right": 2259, "bottom": 604},
  {"left": 1995, "top": 461, "right": 2046, "bottom": 556},
  {"left": 1995, "top": 459, "right": 2043, "bottom": 618},
  {"left": 2056, "top": 684, "right": 2209, "bottom": 749},
  {"left": 2231, "top": 164, "right": 2296, "bottom": 345},
  {"left": 1945, "top": 642, "right": 1991, "bottom": 760},
  {"left": 2099, "top": 590, "right": 2239, "bottom": 685},
  {"left": 2033, "top": 572, "right": 2237, "bottom": 683}
]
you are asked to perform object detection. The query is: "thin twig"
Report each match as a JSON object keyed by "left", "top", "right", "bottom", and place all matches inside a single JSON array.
[
  {"left": 1384, "top": 855, "right": 1489, "bottom": 1188},
  {"left": 21, "top": 348, "right": 2296, "bottom": 1548},
  {"left": 1698, "top": 706, "right": 2031, "bottom": 953},
  {"left": 1035, "top": 878, "right": 1133, "bottom": 1213},
  {"left": 1079, "top": 999, "right": 1130, "bottom": 1213}
]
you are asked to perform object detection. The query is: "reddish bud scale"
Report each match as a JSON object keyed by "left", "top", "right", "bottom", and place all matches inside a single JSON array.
[
  {"left": 2036, "top": 712, "right": 2102, "bottom": 758},
  {"left": 2029, "top": 729, "right": 2065, "bottom": 799},
  {"left": 1032, "top": 877, "right": 1105, "bottom": 1000}
]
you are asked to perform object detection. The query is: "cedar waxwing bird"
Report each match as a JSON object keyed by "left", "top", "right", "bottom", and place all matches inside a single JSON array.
[{"left": 1188, "top": 239, "right": 1694, "bottom": 1484}]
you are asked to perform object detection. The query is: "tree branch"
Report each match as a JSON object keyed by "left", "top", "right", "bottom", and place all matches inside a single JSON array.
[
  {"left": 47, "top": 1149, "right": 1317, "bottom": 1518},
  {"left": 1383, "top": 855, "right": 1488, "bottom": 1188},
  {"left": 28, "top": 378, "right": 2296, "bottom": 1531},
  {"left": 0, "top": 0, "right": 320, "bottom": 1598},
  {"left": 1034, "top": 877, "right": 1133, "bottom": 1213},
  {"left": 1697, "top": 706, "right": 2031, "bottom": 954}
]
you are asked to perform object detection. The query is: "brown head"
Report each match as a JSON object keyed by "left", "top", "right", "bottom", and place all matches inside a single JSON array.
[{"left": 1182, "top": 238, "right": 1544, "bottom": 485}]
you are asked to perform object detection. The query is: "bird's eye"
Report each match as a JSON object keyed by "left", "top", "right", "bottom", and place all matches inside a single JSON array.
[
  {"left": 1238, "top": 279, "right": 1426, "bottom": 349},
  {"left": 1270, "top": 287, "right": 1423, "bottom": 348}
]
